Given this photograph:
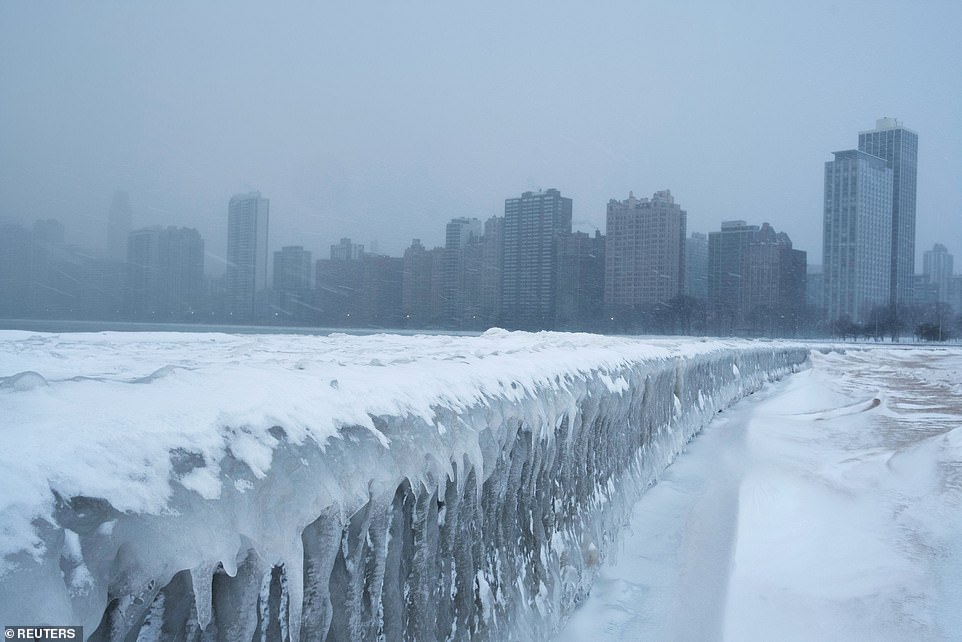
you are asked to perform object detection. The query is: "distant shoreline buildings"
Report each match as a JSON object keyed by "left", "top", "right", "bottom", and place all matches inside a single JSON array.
[{"left": 2, "top": 117, "right": 959, "bottom": 340}]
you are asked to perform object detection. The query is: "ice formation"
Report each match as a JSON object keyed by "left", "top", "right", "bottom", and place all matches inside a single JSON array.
[{"left": 0, "top": 330, "right": 808, "bottom": 640}]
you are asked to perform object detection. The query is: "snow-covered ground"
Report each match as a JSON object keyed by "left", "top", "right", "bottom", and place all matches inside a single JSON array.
[
  {"left": 0, "top": 329, "right": 807, "bottom": 639},
  {"left": 558, "top": 346, "right": 962, "bottom": 641},
  {"left": 5, "top": 332, "right": 958, "bottom": 640}
]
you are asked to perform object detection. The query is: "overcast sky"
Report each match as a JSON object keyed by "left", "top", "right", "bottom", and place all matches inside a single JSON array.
[{"left": 2, "top": 1, "right": 960, "bottom": 273}]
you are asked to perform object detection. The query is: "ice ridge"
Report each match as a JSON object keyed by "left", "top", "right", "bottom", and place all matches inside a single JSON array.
[{"left": 0, "top": 331, "right": 808, "bottom": 640}]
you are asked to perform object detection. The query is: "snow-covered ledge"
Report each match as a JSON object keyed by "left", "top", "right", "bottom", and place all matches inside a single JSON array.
[{"left": 0, "top": 330, "right": 809, "bottom": 640}]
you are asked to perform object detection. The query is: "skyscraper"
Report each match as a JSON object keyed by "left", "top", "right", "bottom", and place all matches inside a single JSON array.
[
  {"left": 685, "top": 232, "right": 708, "bottom": 302},
  {"left": 401, "top": 239, "right": 443, "bottom": 327},
  {"left": 358, "top": 254, "right": 403, "bottom": 328},
  {"left": 273, "top": 245, "right": 313, "bottom": 321},
  {"left": 501, "top": 189, "right": 572, "bottom": 329},
  {"left": 822, "top": 150, "right": 893, "bottom": 323},
  {"left": 708, "top": 220, "right": 759, "bottom": 332},
  {"left": 857, "top": 118, "right": 918, "bottom": 307},
  {"left": 922, "top": 243, "right": 953, "bottom": 303},
  {"left": 557, "top": 230, "right": 605, "bottom": 330},
  {"left": 604, "top": 190, "right": 687, "bottom": 315},
  {"left": 443, "top": 217, "right": 482, "bottom": 327},
  {"left": 706, "top": 220, "right": 804, "bottom": 335},
  {"left": 330, "top": 238, "right": 364, "bottom": 261},
  {"left": 806, "top": 265, "right": 824, "bottom": 311},
  {"left": 744, "top": 223, "right": 806, "bottom": 336},
  {"left": 315, "top": 251, "right": 364, "bottom": 325},
  {"left": 273, "top": 246, "right": 312, "bottom": 292},
  {"left": 0, "top": 223, "right": 31, "bottom": 318},
  {"left": 479, "top": 216, "right": 504, "bottom": 326},
  {"left": 226, "top": 191, "right": 270, "bottom": 322},
  {"left": 126, "top": 226, "right": 205, "bottom": 319}
]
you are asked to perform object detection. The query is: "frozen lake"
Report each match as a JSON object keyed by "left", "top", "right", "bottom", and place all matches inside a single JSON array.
[{"left": 559, "top": 345, "right": 962, "bottom": 641}]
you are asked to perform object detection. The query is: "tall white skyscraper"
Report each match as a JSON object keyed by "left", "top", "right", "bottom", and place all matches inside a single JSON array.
[
  {"left": 226, "top": 191, "right": 270, "bottom": 321},
  {"left": 822, "top": 150, "right": 893, "bottom": 323}
]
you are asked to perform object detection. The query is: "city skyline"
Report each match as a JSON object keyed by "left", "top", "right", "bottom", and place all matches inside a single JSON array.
[
  {"left": 3, "top": 179, "right": 959, "bottom": 335},
  {"left": 2, "top": 3, "right": 960, "bottom": 268}
]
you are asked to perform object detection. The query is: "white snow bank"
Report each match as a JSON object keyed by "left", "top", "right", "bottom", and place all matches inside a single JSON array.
[{"left": 0, "top": 330, "right": 808, "bottom": 639}]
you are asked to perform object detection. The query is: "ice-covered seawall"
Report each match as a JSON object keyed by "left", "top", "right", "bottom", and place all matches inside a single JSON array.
[{"left": 0, "top": 330, "right": 808, "bottom": 640}]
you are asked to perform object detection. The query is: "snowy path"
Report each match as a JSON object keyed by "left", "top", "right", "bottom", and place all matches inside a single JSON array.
[{"left": 558, "top": 347, "right": 962, "bottom": 641}]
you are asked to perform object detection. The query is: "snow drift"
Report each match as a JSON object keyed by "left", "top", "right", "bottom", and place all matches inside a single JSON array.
[{"left": 0, "top": 330, "right": 808, "bottom": 640}]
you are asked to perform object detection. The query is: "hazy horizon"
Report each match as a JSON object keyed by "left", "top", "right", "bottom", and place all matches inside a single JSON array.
[{"left": 2, "top": 1, "right": 960, "bottom": 273}]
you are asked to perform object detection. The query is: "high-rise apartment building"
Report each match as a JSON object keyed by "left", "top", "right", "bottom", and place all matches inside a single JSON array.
[
  {"left": 806, "top": 265, "right": 824, "bottom": 310},
  {"left": 273, "top": 246, "right": 312, "bottom": 292},
  {"left": 557, "top": 230, "right": 605, "bottom": 330},
  {"left": 912, "top": 274, "right": 939, "bottom": 308},
  {"left": 443, "top": 217, "right": 482, "bottom": 327},
  {"left": 501, "top": 189, "right": 572, "bottom": 329},
  {"left": 744, "top": 223, "right": 806, "bottom": 336},
  {"left": 947, "top": 276, "right": 962, "bottom": 315},
  {"left": 359, "top": 254, "right": 403, "bottom": 328},
  {"left": 708, "top": 220, "right": 759, "bottom": 332},
  {"left": 479, "top": 216, "right": 504, "bottom": 326},
  {"left": 685, "top": 232, "right": 708, "bottom": 301},
  {"left": 604, "top": 190, "right": 686, "bottom": 311},
  {"left": 226, "top": 191, "right": 270, "bottom": 321},
  {"left": 922, "top": 243, "right": 953, "bottom": 303},
  {"left": 126, "top": 226, "right": 205, "bottom": 319},
  {"left": 315, "top": 259, "right": 363, "bottom": 326},
  {"left": 822, "top": 149, "right": 893, "bottom": 323},
  {"left": 401, "top": 239, "right": 443, "bottom": 327},
  {"left": 331, "top": 238, "right": 364, "bottom": 261},
  {"left": 857, "top": 118, "right": 918, "bottom": 307},
  {"left": 316, "top": 240, "right": 403, "bottom": 327},
  {"left": 706, "top": 220, "right": 804, "bottom": 335},
  {"left": 273, "top": 245, "right": 313, "bottom": 321},
  {"left": 0, "top": 223, "right": 32, "bottom": 318}
]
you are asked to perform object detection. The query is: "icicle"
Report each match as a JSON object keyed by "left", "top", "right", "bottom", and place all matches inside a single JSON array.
[
  {"left": 278, "top": 568, "right": 290, "bottom": 642},
  {"left": 222, "top": 552, "right": 238, "bottom": 577},
  {"left": 190, "top": 563, "right": 215, "bottom": 630},
  {"left": 285, "top": 542, "right": 304, "bottom": 642},
  {"left": 257, "top": 568, "right": 271, "bottom": 642}
]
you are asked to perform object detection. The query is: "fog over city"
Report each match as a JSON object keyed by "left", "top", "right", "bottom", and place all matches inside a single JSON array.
[{"left": 2, "top": 1, "right": 960, "bottom": 267}]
